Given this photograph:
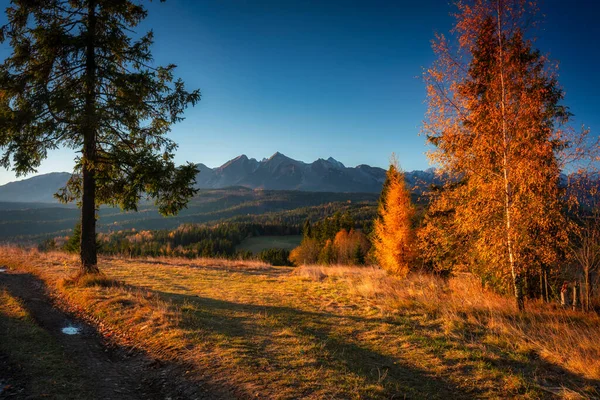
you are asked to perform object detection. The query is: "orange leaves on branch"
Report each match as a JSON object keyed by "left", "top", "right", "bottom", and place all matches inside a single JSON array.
[{"left": 422, "top": 0, "right": 578, "bottom": 310}]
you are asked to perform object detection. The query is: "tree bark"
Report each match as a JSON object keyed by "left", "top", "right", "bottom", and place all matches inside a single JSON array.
[
  {"left": 80, "top": 0, "right": 99, "bottom": 274},
  {"left": 544, "top": 269, "right": 549, "bottom": 303},
  {"left": 496, "top": 0, "right": 524, "bottom": 311},
  {"left": 572, "top": 282, "right": 578, "bottom": 311},
  {"left": 539, "top": 269, "right": 543, "bottom": 301},
  {"left": 585, "top": 266, "right": 590, "bottom": 312}
]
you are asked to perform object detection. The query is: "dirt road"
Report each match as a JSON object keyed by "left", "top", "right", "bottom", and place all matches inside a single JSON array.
[{"left": 0, "top": 270, "right": 206, "bottom": 400}]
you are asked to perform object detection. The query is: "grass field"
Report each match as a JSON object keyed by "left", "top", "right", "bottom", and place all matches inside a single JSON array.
[
  {"left": 235, "top": 235, "right": 302, "bottom": 253},
  {"left": 1, "top": 247, "right": 599, "bottom": 399}
]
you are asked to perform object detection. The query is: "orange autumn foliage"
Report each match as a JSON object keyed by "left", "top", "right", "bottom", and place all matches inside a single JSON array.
[
  {"left": 421, "top": 0, "right": 590, "bottom": 310},
  {"left": 373, "top": 165, "right": 414, "bottom": 277},
  {"left": 333, "top": 229, "right": 370, "bottom": 265},
  {"left": 289, "top": 238, "right": 320, "bottom": 265}
]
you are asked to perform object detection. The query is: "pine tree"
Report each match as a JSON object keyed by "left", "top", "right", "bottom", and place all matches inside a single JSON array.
[
  {"left": 0, "top": 1, "right": 200, "bottom": 274},
  {"left": 318, "top": 239, "right": 337, "bottom": 265},
  {"left": 303, "top": 219, "right": 313, "bottom": 239},
  {"left": 352, "top": 242, "right": 366, "bottom": 265},
  {"left": 417, "top": 198, "right": 467, "bottom": 277},
  {"left": 373, "top": 163, "right": 414, "bottom": 277},
  {"left": 423, "top": 0, "right": 574, "bottom": 310},
  {"left": 63, "top": 223, "right": 82, "bottom": 254}
]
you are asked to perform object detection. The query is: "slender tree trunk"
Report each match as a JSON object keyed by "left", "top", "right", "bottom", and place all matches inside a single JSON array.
[
  {"left": 584, "top": 267, "right": 590, "bottom": 312},
  {"left": 572, "top": 282, "right": 578, "bottom": 311},
  {"left": 544, "top": 269, "right": 549, "bottom": 303},
  {"left": 539, "top": 268, "right": 544, "bottom": 301},
  {"left": 497, "top": 1, "right": 524, "bottom": 311},
  {"left": 80, "top": 0, "right": 99, "bottom": 274}
]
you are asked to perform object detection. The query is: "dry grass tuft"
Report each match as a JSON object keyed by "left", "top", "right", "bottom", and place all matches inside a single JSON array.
[{"left": 60, "top": 271, "right": 122, "bottom": 288}]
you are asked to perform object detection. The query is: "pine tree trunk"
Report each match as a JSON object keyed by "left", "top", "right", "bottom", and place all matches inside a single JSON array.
[
  {"left": 80, "top": 0, "right": 99, "bottom": 274},
  {"left": 80, "top": 157, "right": 97, "bottom": 273}
]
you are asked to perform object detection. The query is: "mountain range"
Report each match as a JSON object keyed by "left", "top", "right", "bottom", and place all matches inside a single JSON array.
[{"left": 0, "top": 152, "right": 437, "bottom": 203}]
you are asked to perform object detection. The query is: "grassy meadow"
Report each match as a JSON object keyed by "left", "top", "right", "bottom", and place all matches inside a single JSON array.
[{"left": 1, "top": 247, "right": 599, "bottom": 399}]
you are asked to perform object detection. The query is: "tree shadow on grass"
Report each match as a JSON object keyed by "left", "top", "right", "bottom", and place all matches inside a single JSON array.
[
  {"left": 445, "top": 307, "right": 600, "bottom": 396},
  {"left": 108, "top": 258, "right": 289, "bottom": 277},
  {"left": 124, "top": 287, "right": 480, "bottom": 398},
  {"left": 134, "top": 285, "right": 600, "bottom": 399}
]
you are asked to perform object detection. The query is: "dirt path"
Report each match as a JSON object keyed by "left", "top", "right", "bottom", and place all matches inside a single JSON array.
[{"left": 0, "top": 270, "right": 207, "bottom": 400}]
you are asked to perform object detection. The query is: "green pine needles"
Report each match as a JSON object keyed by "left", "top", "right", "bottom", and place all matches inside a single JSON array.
[{"left": 0, "top": 0, "right": 200, "bottom": 272}]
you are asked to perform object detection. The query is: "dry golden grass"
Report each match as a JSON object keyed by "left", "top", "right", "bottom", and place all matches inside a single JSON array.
[
  {"left": 114, "top": 254, "right": 272, "bottom": 270},
  {"left": 297, "top": 264, "right": 600, "bottom": 388},
  {"left": 1, "top": 246, "right": 599, "bottom": 399}
]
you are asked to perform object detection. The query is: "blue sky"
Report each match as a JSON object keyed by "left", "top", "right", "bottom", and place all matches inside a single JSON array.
[{"left": 0, "top": 0, "right": 599, "bottom": 185}]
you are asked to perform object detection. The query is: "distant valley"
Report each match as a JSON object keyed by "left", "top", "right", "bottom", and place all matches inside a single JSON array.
[{"left": 0, "top": 188, "right": 382, "bottom": 242}]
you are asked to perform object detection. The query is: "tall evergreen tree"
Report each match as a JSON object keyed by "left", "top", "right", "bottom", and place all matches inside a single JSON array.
[
  {"left": 0, "top": 0, "right": 200, "bottom": 273},
  {"left": 423, "top": 0, "right": 575, "bottom": 310},
  {"left": 303, "top": 219, "right": 312, "bottom": 239}
]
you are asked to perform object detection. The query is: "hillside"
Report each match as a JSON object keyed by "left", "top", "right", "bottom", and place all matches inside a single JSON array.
[
  {"left": 1, "top": 248, "right": 598, "bottom": 399},
  {"left": 0, "top": 153, "right": 438, "bottom": 203},
  {"left": 0, "top": 172, "right": 72, "bottom": 203},
  {"left": 0, "top": 188, "right": 380, "bottom": 242}
]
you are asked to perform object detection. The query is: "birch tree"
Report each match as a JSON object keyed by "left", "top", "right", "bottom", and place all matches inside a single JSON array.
[{"left": 424, "top": 0, "right": 572, "bottom": 310}]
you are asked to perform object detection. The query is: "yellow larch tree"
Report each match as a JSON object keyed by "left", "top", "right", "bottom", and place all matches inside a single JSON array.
[{"left": 373, "top": 163, "right": 415, "bottom": 277}]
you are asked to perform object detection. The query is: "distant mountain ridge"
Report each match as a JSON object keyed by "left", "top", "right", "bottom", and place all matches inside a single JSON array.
[
  {"left": 0, "top": 172, "right": 73, "bottom": 203},
  {"left": 195, "top": 152, "right": 438, "bottom": 193},
  {"left": 0, "top": 153, "right": 438, "bottom": 203}
]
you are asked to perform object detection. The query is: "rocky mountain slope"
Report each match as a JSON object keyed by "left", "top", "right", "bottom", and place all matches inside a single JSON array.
[{"left": 0, "top": 153, "right": 437, "bottom": 203}]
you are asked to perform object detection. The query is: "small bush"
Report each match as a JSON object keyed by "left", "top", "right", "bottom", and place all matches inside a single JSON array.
[{"left": 38, "top": 238, "right": 57, "bottom": 252}]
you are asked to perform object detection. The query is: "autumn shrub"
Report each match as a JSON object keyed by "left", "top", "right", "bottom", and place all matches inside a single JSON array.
[
  {"left": 333, "top": 229, "right": 370, "bottom": 265},
  {"left": 289, "top": 238, "right": 320, "bottom": 265}
]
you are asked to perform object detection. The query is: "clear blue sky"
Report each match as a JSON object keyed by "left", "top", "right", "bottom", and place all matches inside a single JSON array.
[{"left": 0, "top": 0, "right": 598, "bottom": 184}]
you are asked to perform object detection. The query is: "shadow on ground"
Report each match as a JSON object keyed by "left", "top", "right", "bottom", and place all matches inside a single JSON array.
[
  {"left": 0, "top": 271, "right": 249, "bottom": 400},
  {"left": 127, "top": 282, "right": 600, "bottom": 399}
]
